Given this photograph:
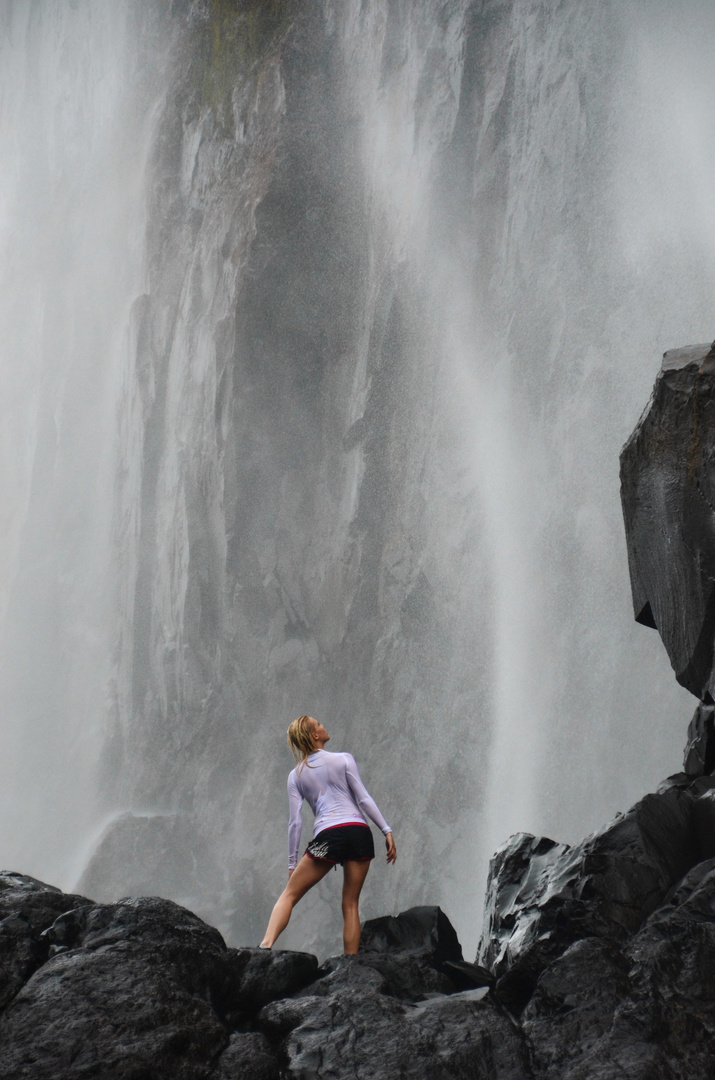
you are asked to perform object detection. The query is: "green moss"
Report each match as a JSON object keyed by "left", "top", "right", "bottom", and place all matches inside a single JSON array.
[{"left": 196, "top": 0, "right": 292, "bottom": 125}]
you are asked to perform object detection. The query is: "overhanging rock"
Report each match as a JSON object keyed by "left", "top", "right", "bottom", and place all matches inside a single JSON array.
[{"left": 620, "top": 343, "right": 715, "bottom": 701}]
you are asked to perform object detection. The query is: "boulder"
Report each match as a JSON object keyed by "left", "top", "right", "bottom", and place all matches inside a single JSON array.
[
  {"left": 360, "top": 905, "right": 463, "bottom": 964},
  {"left": 298, "top": 954, "right": 390, "bottom": 996},
  {"left": 308, "top": 950, "right": 455, "bottom": 1000},
  {"left": 0, "top": 896, "right": 232, "bottom": 1080},
  {"left": 620, "top": 344, "right": 715, "bottom": 701},
  {"left": 0, "top": 873, "right": 92, "bottom": 1012},
  {"left": 222, "top": 946, "right": 319, "bottom": 1022}
]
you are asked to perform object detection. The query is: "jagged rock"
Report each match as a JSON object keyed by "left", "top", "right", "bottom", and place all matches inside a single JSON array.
[
  {"left": 0, "top": 875, "right": 323, "bottom": 1079},
  {"left": 2, "top": 872, "right": 518, "bottom": 1078},
  {"left": 259, "top": 987, "right": 531, "bottom": 1079},
  {"left": 683, "top": 703, "right": 715, "bottom": 776},
  {"left": 0, "top": 873, "right": 92, "bottom": 1011},
  {"left": 211, "top": 1032, "right": 280, "bottom": 1080},
  {"left": 4, "top": 762, "right": 715, "bottom": 1080},
  {"left": 620, "top": 344, "right": 715, "bottom": 701},
  {"left": 478, "top": 784, "right": 697, "bottom": 1014}
]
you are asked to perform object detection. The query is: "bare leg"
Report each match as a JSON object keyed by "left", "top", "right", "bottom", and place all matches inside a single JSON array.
[
  {"left": 261, "top": 855, "right": 333, "bottom": 948},
  {"left": 341, "top": 859, "right": 371, "bottom": 954}
]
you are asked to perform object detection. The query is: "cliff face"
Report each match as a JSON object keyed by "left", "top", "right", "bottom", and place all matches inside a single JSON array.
[
  {"left": 79, "top": 0, "right": 697, "bottom": 954},
  {"left": 85, "top": 0, "right": 488, "bottom": 949}
]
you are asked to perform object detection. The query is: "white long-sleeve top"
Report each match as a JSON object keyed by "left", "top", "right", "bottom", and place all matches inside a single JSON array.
[{"left": 287, "top": 749, "right": 391, "bottom": 869}]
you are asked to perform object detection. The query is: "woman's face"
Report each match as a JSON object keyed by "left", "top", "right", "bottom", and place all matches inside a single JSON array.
[{"left": 309, "top": 716, "right": 330, "bottom": 744}]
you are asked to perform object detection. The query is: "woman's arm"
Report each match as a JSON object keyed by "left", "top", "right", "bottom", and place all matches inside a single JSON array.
[
  {"left": 287, "top": 773, "right": 303, "bottom": 871},
  {"left": 344, "top": 753, "right": 391, "bottom": 835}
]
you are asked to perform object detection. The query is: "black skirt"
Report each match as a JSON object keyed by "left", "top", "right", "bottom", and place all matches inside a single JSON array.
[{"left": 305, "top": 823, "right": 375, "bottom": 864}]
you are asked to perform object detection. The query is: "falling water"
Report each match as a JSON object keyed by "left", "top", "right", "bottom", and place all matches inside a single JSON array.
[
  {"left": 0, "top": 0, "right": 713, "bottom": 957},
  {"left": 0, "top": 0, "right": 161, "bottom": 885}
]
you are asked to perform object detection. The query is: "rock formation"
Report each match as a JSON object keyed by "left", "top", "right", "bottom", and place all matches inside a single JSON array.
[
  {"left": 4, "top": 721, "right": 715, "bottom": 1079},
  {"left": 478, "top": 766, "right": 715, "bottom": 1078},
  {"left": 621, "top": 343, "right": 715, "bottom": 702},
  {"left": 0, "top": 876, "right": 518, "bottom": 1079}
]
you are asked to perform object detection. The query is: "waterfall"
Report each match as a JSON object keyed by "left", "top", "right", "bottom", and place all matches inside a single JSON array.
[
  {"left": 1, "top": 0, "right": 713, "bottom": 958},
  {"left": 0, "top": 0, "right": 161, "bottom": 884}
]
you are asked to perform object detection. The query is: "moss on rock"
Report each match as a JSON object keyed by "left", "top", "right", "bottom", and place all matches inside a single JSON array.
[{"left": 196, "top": 0, "right": 292, "bottom": 125}]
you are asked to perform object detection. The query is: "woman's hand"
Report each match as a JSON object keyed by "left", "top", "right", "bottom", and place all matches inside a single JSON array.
[
  {"left": 288, "top": 868, "right": 295, "bottom": 879},
  {"left": 385, "top": 832, "right": 397, "bottom": 864}
]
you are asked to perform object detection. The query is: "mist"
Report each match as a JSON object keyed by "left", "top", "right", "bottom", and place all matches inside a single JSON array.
[{"left": 0, "top": 0, "right": 712, "bottom": 958}]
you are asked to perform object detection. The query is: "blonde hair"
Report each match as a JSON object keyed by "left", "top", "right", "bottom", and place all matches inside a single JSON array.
[{"left": 287, "top": 715, "right": 316, "bottom": 771}]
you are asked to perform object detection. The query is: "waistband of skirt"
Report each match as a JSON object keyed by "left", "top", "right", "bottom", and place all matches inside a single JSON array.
[{"left": 316, "top": 820, "right": 370, "bottom": 833}]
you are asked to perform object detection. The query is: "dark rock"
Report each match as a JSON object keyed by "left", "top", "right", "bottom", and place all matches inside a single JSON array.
[
  {"left": 308, "top": 950, "right": 455, "bottom": 1000},
  {"left": 222, "top": 947, "right": 319, "bottom": 1020},
  {"left": 0, "top": 896, "right": 231, "bottom": 1080},
  {"left": 298, "top": 954, "right": 389, "bottom": 996},
  {"left": 260, "top": 987, "right": 531, "bottom": 1079},
  {"left": 683, "top": 703, "right": 715, "bottom": 776},
  {"left": 522, "top": 938, "right": 632, "bottom": 1077},
  {"left": 443, "top": 959, "right": 496, "bottom": 991},
  {"left": 360, "top": 905, "right": 463, "bottom": 964},
  {"left": 692, "top": 787, "right": 715, "bottom": 861},
  {"left": 0, "top": 872, "right": 91, "bottom": 928},
  {"left": 620, "top": 346, "right": 715, "bottom": 701},
  {"left": 561, "top": 858, "right": 715, "bottom": 1079},
  {"left": 211, "top": 1032, "right": 280, "bottom": 1080},
  {"left": 479, "top": 784, "right": 697, "bottom": 1014},
  {"left": 0, "top": 873, "right": 93, "bottom": 1011}
]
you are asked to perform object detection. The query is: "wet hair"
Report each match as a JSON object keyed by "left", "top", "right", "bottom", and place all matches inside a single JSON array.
[{"left": 287, "top": 715, "right": 317, "bottom": 771}]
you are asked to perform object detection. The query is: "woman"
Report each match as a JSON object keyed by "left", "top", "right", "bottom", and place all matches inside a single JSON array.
[{"left": 260, "top": 715, "right": 396, "bottom": 953}]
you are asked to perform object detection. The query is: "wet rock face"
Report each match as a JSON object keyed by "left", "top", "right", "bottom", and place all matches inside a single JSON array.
[
  {"left": 476, "top": 755, "right": 715, "bottom": 1078},
  {"left": 521, "top": 938, "right": 632, "bottom": 1077},
  {"left": 0, "top": 890, "right": 233, "bottom": 1080},
  {"left": 620, "top": 344, "right": 715, "bottom": 701},
  {"left": 544, "top": 858, "right": 715, "bottom": 1080},
  {"left": 478, "top": 785, "right": 697, "bottom": 1013}
]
